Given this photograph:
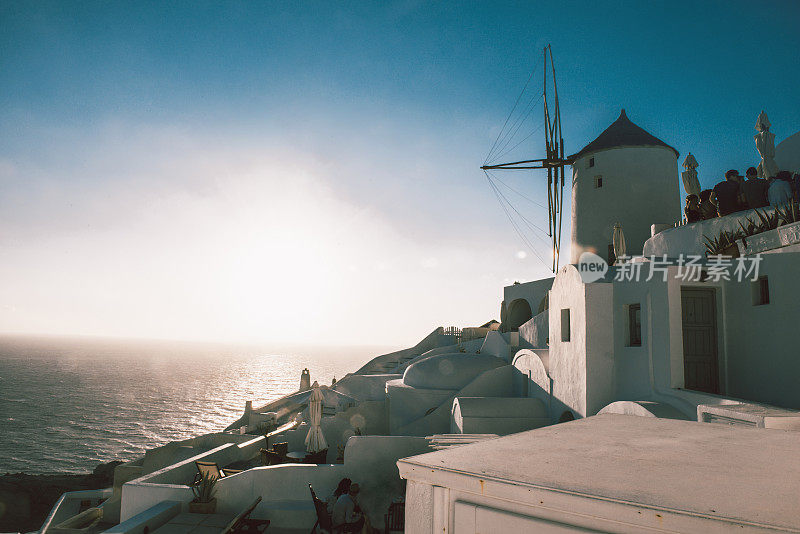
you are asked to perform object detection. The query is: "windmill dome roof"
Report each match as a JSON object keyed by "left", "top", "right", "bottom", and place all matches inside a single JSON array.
[{"left": 570, "top": 109, "right": 678, "bottom": 160}]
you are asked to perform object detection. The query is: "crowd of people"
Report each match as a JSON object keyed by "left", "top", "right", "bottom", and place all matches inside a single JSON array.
[{"left": 684, "top": 167, "right": 800, "bottom": 223}]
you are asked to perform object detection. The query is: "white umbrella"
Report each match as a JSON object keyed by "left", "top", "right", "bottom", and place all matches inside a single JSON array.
[
  {"left": 304, "top": 381, "right": 327, "bottom": 453},
  {"left": 755, "top": 111, "right": 780, "bottom": 179},
  {"left": 681, "top": 153, "right": 701, "bottom": 198},
  {"left": 613, "top": 223, "right": 626, "bottom": 263}
]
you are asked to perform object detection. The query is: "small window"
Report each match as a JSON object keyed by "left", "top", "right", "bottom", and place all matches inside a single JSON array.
[
  {"left": 628, "top": 304, "right": 642, "bottom": 346},
  {"left": 561, "top": 308, "right": 571, "bottom": 342},
  {"left": 588, "top": 157, "right": 595, "bottom": 168},
  {"left": 594, "top": 175, "right": 603, "bottom": 188},
  {"left": 752, "top": 276, "right": 770, "bottom": 305}
]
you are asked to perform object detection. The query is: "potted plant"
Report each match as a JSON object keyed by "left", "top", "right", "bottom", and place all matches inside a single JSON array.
[{"left": 189, "top": 471, "right": 218, "bottom": 514}]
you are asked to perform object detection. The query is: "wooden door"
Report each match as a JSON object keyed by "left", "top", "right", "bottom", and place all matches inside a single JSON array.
[{"left": 681, "top": 288, "right": 719, "bottom": 394}]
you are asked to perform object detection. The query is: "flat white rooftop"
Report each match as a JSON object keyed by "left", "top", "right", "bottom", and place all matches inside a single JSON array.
[{"left": 399, "top": 414, "right": 800, "bottom": 531}]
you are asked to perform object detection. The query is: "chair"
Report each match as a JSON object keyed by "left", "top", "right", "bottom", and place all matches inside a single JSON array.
[
  {"left": 308, "top": 483, "right": 334, "bottom": 534},
  {"left": 260, "top": 441, "right": 290, "bottom": 465},
  {"left": 193, "top": 460, "right": 242, "bottom": 484},
  {"left": 303, "top": 449, "right": 328, "bottom": 464},
  {"left": 385, "top": 501, "right": 404, "bottom": 533},
  {"left": 221, "top": 496, "right": 270, "bottom": 534}
]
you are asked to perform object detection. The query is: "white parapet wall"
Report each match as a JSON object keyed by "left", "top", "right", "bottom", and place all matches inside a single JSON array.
[
  {"left": 643, "top": 206, "right": 779, "bottom": 258},
  {"left": 120, "top": 435, "right": 266, "bottom": 521},
  {"left": 118, "top": 433, "right": 430, "bottom": 531}
]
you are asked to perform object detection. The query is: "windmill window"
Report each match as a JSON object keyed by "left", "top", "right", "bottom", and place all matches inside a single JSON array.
[
  {"left": 594, "top": 175, "right": 603, "bottom": 188},
  {"left": 588, "top": 157, "right": 595, "bottom": 168}
]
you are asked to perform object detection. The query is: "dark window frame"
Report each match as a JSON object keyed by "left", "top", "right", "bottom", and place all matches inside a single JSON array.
[
  {"left": 628, "top": 304, "right": 642, "bottom": 346},
  {"left": 561, "top": 308, "right": 571, "bottom": 342},
  {"left": 752, "top": 276, "right": 770, "bottom": 306}
]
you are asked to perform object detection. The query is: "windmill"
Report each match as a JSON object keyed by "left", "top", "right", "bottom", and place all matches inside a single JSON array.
[{"left": 481, "top": 45, "right": 569, "bottom": 272}]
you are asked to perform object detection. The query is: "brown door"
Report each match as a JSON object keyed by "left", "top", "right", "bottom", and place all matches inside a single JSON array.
[{"left": 681, "top": 288, "right": 719, "bottom": 394}]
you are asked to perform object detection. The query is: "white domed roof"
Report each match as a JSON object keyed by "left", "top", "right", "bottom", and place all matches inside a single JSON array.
[{"left": 402, "top": 352, "right": 506, "bottom": 390}]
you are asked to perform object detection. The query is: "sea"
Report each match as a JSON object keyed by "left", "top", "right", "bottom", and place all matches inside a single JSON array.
[{"left": 0, "top": 335, "right": 391, "bottom": 475}]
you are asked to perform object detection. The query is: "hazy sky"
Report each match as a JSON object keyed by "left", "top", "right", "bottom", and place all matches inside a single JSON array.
[{"left": 2, "top": 1, "right": 799, "bottom": 346}]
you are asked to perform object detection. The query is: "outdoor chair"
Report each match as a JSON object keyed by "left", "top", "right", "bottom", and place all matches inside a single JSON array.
[
  {"left": 384, "top": 501, "right": 404, "bottom": 533},
  {"left": 221, "top": 496, "right": 270, "bottom": 534},
  {"left": 308, "top": 483, "right": 334, "bottom": 534},
  {"left": 303, "top": 449, "right": 328, "bottom": 464},
  {"left": 260, "top": 441, "right": 289, "bottom": 465},
  {"left": 193, "top": 460, "right": 243, "bottom": 484}
]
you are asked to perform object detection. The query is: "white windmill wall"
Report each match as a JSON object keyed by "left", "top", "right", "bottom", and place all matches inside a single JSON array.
[{"left": 570, "top": 146, "right": 679, "bottom": 263}]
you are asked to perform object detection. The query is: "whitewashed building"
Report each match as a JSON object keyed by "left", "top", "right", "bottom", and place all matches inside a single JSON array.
[{"left": 399, "top": 112, "right": 800, "bottom": 533}]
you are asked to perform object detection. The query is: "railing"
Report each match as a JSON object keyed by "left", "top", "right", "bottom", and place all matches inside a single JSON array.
[{"left": 443, "top": 326, "right": 462, "bottom": 344}]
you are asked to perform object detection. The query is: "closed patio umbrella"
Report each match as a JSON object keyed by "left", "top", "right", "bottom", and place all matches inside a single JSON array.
[
  {"left": 755, "top": 111, "right": 779, "bottom": 179},
  {"left": 681, "top": 153, "right": 701, "bottom": 198},
  {"left": 305, "top": 381, "right": 327, "bottom": 453}
]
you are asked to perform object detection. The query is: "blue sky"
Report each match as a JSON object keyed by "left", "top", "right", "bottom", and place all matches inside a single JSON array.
[{"left": 1, "top": 1, "right": 799, "bottom": 345}]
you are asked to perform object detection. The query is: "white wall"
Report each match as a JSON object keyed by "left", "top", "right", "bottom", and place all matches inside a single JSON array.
[
  {"left": 333, "top": 373, "right": 400, "bottom": 401},
  {"left": 571, "top": 146, "right": 679, "bottom": 263},
  {"left": 548, "top": 265, "right": 589, "bottom": 419},
  {"left": 120, "top": 436, "right": 265, "bottom": 521},
  {"left": 519, "top": 310, "right": 548, "bottom": 348},
  {"left": 394, "top": 365, "right": 514, "bottom": 436},
  {"left": 502, "top": 278, "right": 554, "bottom": 329},
  {"left": 451, "top": 397, "right": 548, "bottom": 435},
  {"left": 717, "top": 252, "right": 800, "bottom": 409},
  {"left": 643, "top": 206, "right": 779, "bottom": 258}
]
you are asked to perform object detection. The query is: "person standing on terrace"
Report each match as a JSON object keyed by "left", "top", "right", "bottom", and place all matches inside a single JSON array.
[
  {"left": 713, "top": 170, "right": 743, "bottom": 216},
  {"left": 768, "top": 171, "right": 793, "bottom": 207},
  {"left": 684, "top": 194, "right": 702, "bottom": 223},
  {"left": 699, "top": 189, "right": 717, "bottom": 220},
  {"left": 742, "top": 166, "right": 769, "bottom": 209}
]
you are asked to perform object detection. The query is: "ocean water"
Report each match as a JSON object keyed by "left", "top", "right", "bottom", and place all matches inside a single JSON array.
[{"left": 0, "top": 335, "right": 388, "bottom": 475}]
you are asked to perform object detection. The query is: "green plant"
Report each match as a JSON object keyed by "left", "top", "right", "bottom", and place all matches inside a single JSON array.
[
  {"left": 737, "top": 217, "right": 758, "bottom": 237},
  {"left": 703, "top": 229, "right": 742, "bottom": 256},
  {"left": 703, "top": 201, "right": 800, "bottom": 256},
  {"left": 753, "top": 207, "right": 780, "bottom": 232},
  {"left": 191, "top": 472, "right": 218, "bottom": 503},
  {"left": 775, "top": 200, "right": 800, "bottom": 226}
]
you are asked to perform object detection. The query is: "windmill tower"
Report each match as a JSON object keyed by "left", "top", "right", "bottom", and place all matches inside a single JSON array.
[{"left": 569, "top": 110, "right": 680, "bottom": 263}]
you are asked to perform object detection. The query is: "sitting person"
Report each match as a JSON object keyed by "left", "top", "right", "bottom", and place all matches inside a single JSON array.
[
  {"left": 741, "top": 166, "right": 769, "bottom": 209},
  {"left": 698, "top": 189, "right": 717, "bottom": 220},
  {"left": 684, "top": 194, "right": 702, "bottom": 223},
  {"left": 327, "top": 478, "right": 352, "bottom": 515},
  {"left": 712, "top": 170, "right": 743, "bottom": 216},
  {"left": 332, "top": 483, "right": 365, "bottom": 533},
  {"left": 768, "top": 171, "right": 793, "bottom": 207}
]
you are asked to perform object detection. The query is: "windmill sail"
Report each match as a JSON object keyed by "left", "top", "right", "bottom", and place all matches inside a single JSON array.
[{"left": 482, "top": 45, "right": 569, "bottom": 272}]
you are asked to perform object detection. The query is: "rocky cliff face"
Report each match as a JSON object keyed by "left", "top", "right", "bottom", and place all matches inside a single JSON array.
[{"left": 0, "top": 461, "right": 121, "bottom": 533}]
